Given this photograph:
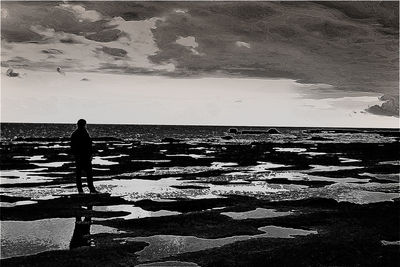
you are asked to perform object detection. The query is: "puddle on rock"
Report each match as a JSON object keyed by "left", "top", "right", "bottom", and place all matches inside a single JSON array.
[
  {"left": 211, "top": 162, "right": 238, "bottom": 169},
  {"left": 117, "top": 226, "right": 317, "bottom": 262},
  {"left": 33, "top": 161, "right": 70, "bottom": 168},
  {"left": 0, "top": 200, "right": 38, "bottom": 207},
  {"left": 93, "top": 205, "right": 181, "bottom": 220},
  {"left": 273, "top": 147, "right": 307, "bottom": 153},
  {"left": 95, "top": 178, "right": 183, "bottom": 201},
  {"left": 221, "top": 208, "right": 293, "bottom": 219},
  {"left": 336, "top": 190, "right": 399, "bottom": 204},
  {"left": 132, "top": 159, "right": 172, "bottom": 163},
  {"left": 307, "top": 165, "right": 364, "bottom": 172},
  {"left": 0, "top": 218, "right": 122, "bottom": 259},
  {"left": 359, "top": 173, "right": 399, "bottom": 182},
  {"left": 96, "top": 178, "right": 305, "bottom": 201},
  {"left": 325, "top": 183, "right": 400, "bottom": 204},
  {"left": 166, "top": 154, "right": 214, "bottom": 159},
  {"left": 26, "top": 155, "right": 46, "bottom": 161},
  {"left": 249, "top": 162, "right": 289, "bottom": 172},
  {"left": 299, "top": 152, "right": 328, "bottom": 156},
  {"left": 0, "top": 169, "right": 53, "bottom": 184},
  {"left": 92, "top": 156, "right": 119, "bottom": 166},
  {"left": 1, "top": 218, "right": 75, "bottom": 259},
  {"left": 339, "top": 157, "right": 362, "bottom": 163}
]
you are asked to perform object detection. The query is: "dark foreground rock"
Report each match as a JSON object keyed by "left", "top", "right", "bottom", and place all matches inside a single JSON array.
[
  {"left": 1, "top": 241, "right": 148, "bottom": 267},
  {"left": 1, "top": 197, "right": 398, "bottom": 266}
]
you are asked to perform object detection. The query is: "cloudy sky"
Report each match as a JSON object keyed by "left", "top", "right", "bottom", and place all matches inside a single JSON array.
[{"left": 1, "top": 1, "right": 399, "bottom": 127}]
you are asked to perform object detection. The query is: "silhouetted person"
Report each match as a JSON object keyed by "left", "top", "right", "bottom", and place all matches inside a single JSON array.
[
  {"left": 70, "top": 206, "right": 93, "bottom": 249},
  {"left": 71, "top": 119, "right": 98, "bottom": 193}
]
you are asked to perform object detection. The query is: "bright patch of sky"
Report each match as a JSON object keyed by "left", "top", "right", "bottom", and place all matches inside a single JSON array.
[{"left": 1, "top": 68, "right": 397, "bottom": 128}]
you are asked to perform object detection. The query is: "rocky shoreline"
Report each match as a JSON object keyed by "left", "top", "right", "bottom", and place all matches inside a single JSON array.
[{"left": 1, "top": 129, "right": 399, "bottom": 266}]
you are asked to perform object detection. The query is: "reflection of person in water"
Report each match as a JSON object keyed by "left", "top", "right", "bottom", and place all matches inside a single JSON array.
[
  {"left": 70, "top": 206, "right": 92, "bottom": 249},
  {"left": 71, "top": 119, "right": 98, "bottom": 193}
]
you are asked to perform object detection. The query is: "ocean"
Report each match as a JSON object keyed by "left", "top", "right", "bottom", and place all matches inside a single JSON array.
[{"left": 1, "top": 122, "right": 397, "bottom": 142}]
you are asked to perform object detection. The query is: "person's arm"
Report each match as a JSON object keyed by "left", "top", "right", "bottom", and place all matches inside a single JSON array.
[{"left": 88, "top": 135, "right": 93, "bottom": 158}]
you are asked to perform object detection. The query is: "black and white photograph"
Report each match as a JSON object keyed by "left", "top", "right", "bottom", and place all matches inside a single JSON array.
[{"left": 0, "top": 0, "right": 399, "bottom": 266}]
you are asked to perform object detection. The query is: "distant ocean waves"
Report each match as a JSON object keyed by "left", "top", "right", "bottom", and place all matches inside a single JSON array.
[
  {"left": 0, "top": 123, "right": 228, "bottom": 141},
  {"left": 0, "top": 123, "right": 289, "bottom": 141},
  {"left": 0, "top": 123, "right": 398, "bottom": 143}
]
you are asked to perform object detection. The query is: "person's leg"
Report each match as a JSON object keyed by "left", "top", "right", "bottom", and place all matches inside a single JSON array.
[
  {"left": 75, "top": 162, "right": 84, "bottom": 193},
  {"left": 85, "top": 161, "right": 97, "bottom": 193},
  {"left": 84, "top": 206, "right": 93, "bottom": 223}
]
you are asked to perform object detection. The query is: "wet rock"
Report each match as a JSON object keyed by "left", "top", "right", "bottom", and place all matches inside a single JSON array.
[
  {"left": 241, "top": 130, "right": 268, "bottom": 134},
  {"left": 267, "top": 128, "right": 281, "bottom": 134},
  {"left": 0, "top": 241, "right": 148, "bottom": 267},
  {"left": 172, "top": 201, "right": 400, "bottom": 266},
  {"left": 262, "top": 178, "right": 335, "bottom": 187},
  {"left": 0, "top": 195, "right": 133, "bottom": 221},
  {"left": 0, "top": 195, "right": 31, "bottom": 203},
  {"left": 6, "top": 68, "right": 20, "bottom": 77},
  {"left": 162, "top": 137, "right": 181, "bottom": 143},
  {"left": 134, "top": 195, "right": 255, "bottom": 213},
  {"left": 308, "top": 136, "right": 334, "bottom": 141}
]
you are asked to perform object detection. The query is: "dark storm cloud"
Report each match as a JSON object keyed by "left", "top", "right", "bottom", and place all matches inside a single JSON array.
[
  {"left": 0, "top": 1, "right": 124, "bottom": 45},
  {"left": 1, "top": 55, "right": 75, "bottom": 71},
  {"left": 1, "top": 1, "right": 399, "bottom": 116},
  {"left": 149, "top": 2, "right": 398, "bottom": 93},
  {"left": 1, "top": 56, "right": 31, "bottom": 68},
  {"left": 101, "top": 47, "right": 128, "bottom": 58},
  {"left": 367, "top": 95, "right": 399, "bottom": 117},
  {"left": 85, "top": 29, "right": 123, "bottom": 42},
  {"left": 149, "top": 1, "right": 398, "bottom": 116},
  {"left": 41, "top": 49, "right": 63, "bottom": 55}
]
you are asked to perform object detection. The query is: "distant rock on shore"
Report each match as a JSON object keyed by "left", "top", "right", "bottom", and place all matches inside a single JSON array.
[
  {"left": 267, "top": 128, "right": 280, "bottom": 134},
  {"left": 240, "top": 128, "right": 281, "bottom": 135},
  {"left": 228, "top": 128, "right": 238, "bottom": 134}
]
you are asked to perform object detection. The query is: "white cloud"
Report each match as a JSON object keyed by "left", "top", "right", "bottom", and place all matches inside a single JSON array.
[
  {"left": 236, "top": 41, "right": 251, "bottom": 48},
  {"left": 189, "top": 48, "right": 201, "bottom": 56},
  {"left": 2, "top": 15, "right": 175, "bottom": 73},
  {"left": 107, "top": 16, "right": 175, "bottom": 71},
  {"left": 57, "top": 4, "right": 103, "bottom": 22},
  {"left": 1, "top": 8, "right": 9, "bottom": 19},
  {"left": 176, "top": 36, "right": 203, "bottom": 56},
  {"left": 174, "top": 9, "right": 188, "bottom": 14},
  {"left": 176, "top": 36, "right": 198, "bottom": 48}
]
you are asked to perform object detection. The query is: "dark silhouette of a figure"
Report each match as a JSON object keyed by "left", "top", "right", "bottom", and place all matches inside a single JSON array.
[
  {"left": 71, "top": 119, "right": 98, "bottom": 193},
  {"left": 70, "top": 206, "right": 93, "bottom": 249}
]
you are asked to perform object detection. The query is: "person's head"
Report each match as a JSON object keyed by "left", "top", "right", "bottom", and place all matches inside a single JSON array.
[{"left": 77, "top": 119, "right": 87, "bottom": 129}]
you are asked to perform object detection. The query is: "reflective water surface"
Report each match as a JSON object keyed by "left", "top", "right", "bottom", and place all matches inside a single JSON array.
[
  {"left": 117, "top": 226, "right": 317, "bottom": 262},
  {"left": 221, "top": 208, "right": 293, "bottom": 220}
]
